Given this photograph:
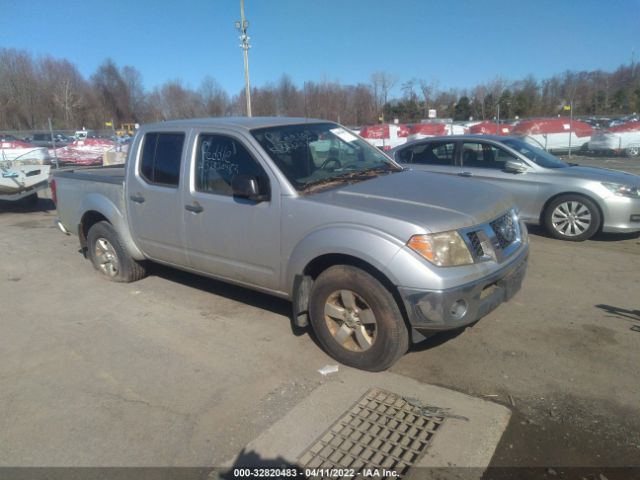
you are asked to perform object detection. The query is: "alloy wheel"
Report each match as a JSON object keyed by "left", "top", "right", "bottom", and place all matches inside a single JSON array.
[
  {"left": 94, "top": 237, "right": 120, "bottom": 277},
  {"left": 551, "top": 201, "right": 592, "bottom": 237},
  {"left": 324, "top": 289, "right": 377, "bottom": 352}
]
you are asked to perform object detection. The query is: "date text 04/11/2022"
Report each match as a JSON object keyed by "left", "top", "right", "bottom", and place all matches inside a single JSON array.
[{"left": 232, "top": 467, "right": 399, "bottom": 478}]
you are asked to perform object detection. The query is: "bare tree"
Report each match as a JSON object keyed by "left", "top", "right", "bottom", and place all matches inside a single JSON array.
[
  {"left": 154, "top": 80, "right": 204, "bottom": 120},
  {"left": 121, "top": 65, "right": 146, "bottom": 122},
  {"left": 91, "top": 59, "right": 133, "bottom": 124},
  {"left": 199, "top": 76, "right": 229, "bottom": 117},
  {"left": 418, "top": 78, "right": 439, "bottom": 117},
  {"left": 370, "top": 71, "right": 397, "bottom": 116}
]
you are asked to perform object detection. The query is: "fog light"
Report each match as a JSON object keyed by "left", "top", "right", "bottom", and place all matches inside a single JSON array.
[
  {"left": 630, "top": 214, "right": 640, "bottom": 223},
  {"left": 450, "top": 299, "right": 467, "bottom": 320}
]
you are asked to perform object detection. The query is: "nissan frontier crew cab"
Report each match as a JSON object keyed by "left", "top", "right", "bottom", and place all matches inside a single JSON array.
[{"left": 52, "top": 117, "right": 529, "bottom": 371}]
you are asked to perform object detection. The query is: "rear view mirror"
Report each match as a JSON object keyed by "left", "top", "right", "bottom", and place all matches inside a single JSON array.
[
  {"left": 504, "top": 159, "right": 529, "bottom": 173},
  {"left": 231, "top": 175, "right": 269, "bottom": 202}
]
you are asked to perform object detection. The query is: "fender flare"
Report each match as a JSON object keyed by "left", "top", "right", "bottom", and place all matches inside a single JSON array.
[
  {"left": 286, "top": 226, "right": 405, "bottom": 327},
  {"left": 78, "top": 193, "right": 145, "bottom": 260}
]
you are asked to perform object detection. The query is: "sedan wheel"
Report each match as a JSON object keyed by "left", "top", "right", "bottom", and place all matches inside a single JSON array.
[
  {"left": 626, "top": 146, "right": 640, "bottom": 157},
  {"left": 551, "top": 201, "right": 592, "bottom": 237},
  {"left": 544, "top": 195, "right": 601, "bottom": 241}
]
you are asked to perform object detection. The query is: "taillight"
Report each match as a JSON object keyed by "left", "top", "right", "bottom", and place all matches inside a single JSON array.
[{"left": 50, "top": 178, "right": 57, "bottom": 205}]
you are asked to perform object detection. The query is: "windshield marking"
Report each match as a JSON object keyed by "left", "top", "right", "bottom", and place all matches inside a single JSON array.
[{"left": 263, "top": 131, "right": 314, "bottom": 154}]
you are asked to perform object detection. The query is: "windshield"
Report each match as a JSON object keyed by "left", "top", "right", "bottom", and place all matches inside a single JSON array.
[
  {"left": 502, "top": 137, "right": 568, "bottom": 169},
  {"left": 251, "top": 122, "right": 401, "bottom": 192}
]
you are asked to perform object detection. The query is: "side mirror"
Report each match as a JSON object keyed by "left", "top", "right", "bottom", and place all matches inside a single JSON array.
[
  {"left": 231, "top": 175, "right": 269, "bottom": 202},
  {"left": 504, "top": 159, "right": 529, "bottom": 174}
]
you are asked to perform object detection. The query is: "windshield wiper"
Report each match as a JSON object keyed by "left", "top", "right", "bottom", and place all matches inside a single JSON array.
[{"left": 301, "top": 167, "right": 393, "bottom": 193}]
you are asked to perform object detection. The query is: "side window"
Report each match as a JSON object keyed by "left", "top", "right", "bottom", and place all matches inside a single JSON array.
[
  {"left": 196, "top": 134, "right": 269, "bottom": 197},
  {"left": 462, "top": 142, "right": 516, "bottom": 169},
  {"left": 140, "top": 132, "right": 185, "bottom": 186},
  {"left": 405, "top": 142, "right": 456, "bottom": 165}
]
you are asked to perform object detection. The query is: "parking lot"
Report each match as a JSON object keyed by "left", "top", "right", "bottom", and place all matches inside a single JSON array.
[{"left": 1, "top": 155, "right": 639, "bottom": 474}]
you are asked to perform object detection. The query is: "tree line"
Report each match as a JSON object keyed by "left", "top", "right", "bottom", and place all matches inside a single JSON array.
[{"left": 1, "top": 47, "right": 639, "bottom": 132}]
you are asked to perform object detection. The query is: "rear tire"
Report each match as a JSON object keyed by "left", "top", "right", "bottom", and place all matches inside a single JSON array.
[
  {"left": 543, "top": 194, "right": 601, "bottom": 241},
  {"left": 87, "top": 221, "right": 146, "bottom": 282},
  {"left": 309, "top": 265, "right": 409, "bottom": 371}
]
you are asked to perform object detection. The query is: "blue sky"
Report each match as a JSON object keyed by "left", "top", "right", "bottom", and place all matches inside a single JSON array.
[{"left": 1, "top": 0, "right": 639, "bottom": 98}]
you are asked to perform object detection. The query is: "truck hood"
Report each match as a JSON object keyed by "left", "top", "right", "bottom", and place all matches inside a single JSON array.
[
  {"left": 306, "top": 170, "right": 514, "bottom": 233},
  {"left": 559, "top": 165, "right": 640, "bottom": 185}
]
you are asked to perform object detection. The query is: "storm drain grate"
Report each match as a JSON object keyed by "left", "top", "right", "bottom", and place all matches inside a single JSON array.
[{"left": 298, "top": 388, "right": 445, "bottom": 479}]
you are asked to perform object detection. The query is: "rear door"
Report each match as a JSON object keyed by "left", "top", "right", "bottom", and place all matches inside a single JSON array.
[
  {"left": 459, "top": 141, "right": 541, "bottom": 219},
  {"left": 394, "top": 140, "right": 461, "bottom": 176},
  {"left": 182, "top": 129, "right": 282, "bottom": 291},
  {"left": 126, "top": 130, "right": 189, "bottom": 266}
]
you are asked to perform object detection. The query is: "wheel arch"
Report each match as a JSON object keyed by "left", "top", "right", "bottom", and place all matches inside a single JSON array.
[
  {"left": 79, "top": 210, "right": 109, "bottom": 250},
  {"left": 292, "top": 253, "right": 412, "bottom": 338},
  {"left": 76, "top": 194, "right": 145, "bottom": 260}
]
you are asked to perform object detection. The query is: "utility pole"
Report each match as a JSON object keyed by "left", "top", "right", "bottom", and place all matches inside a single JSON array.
[{"left": 236, "top": 0, "right": 252, "bottom": 117}]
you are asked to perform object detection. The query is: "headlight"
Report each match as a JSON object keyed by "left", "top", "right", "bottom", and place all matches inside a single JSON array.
[
  {"left": 407, "top": 231, "right": 474, "bottom": 267},
  {"left": 602, "top": 182, "right": 640, "bottom": 198}
]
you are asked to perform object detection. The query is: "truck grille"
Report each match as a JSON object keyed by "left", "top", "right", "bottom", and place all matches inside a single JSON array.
[
  {"left": 461, "top": 209, "right": 522, "bottom": 264},
  {"left": 466, "top": 231, "right": 484, "bottom": 257},
  {"left": 490, "top": 212, "right": 517, "bottom": 250}
]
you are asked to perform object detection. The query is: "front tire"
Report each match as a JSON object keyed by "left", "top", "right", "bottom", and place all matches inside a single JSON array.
[
  {"left": 87, "top": 221, "right": 146, "bottom": 282},
  {"left": 544, "top": 195, "right": 601, "bottom": 241},
  {"left": 626, "top": 146, "right": 640, "bottom": 157},
  {"left": 309, "top": 265, "right": 409, "bottom": 371}
]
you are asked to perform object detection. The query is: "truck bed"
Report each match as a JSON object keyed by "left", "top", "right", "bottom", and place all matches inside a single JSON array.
[{"left": 54, "top": 165, "right": 125, "bottom": 185}]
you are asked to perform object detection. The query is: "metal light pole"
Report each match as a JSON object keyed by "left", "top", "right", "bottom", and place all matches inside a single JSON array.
[
  {"left": 236, "top": 0, "right": 252, "bottom": 117},
  {"left": 568, "top": 100, "right": 573, "bottom": 158}
]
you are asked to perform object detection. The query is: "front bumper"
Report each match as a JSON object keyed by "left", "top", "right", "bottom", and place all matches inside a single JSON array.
[
  {"left": 601, "top": 196, "right": 640, "bottom": 233},
  {"left": 399, "top": 246, "right": 528, "bottom": 336}
]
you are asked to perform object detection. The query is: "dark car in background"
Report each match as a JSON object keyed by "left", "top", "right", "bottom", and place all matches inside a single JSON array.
[
  {"left": 26, "top": 132, "right": 72, "bottom": 148},
  {"left": 389, "top": 135, "right": 640, "bottom": 241}
]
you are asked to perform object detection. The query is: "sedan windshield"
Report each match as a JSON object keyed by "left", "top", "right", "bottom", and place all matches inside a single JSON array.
[
  {"left": 502, "top": 138, "right": 568, "bottom": 169},
  {"left": 251, "top": 123, "right": 402, "bottom": 192}
]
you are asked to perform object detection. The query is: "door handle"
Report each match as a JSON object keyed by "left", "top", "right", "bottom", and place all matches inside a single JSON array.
[
  {"left": 185, "top": 203, "right": 204, "bottom": 214},
  {"left": 458, "top": 171, "right": 473, "bottom": 177},
  {"left": 129, "top": 194, "right": 145, "bottom": 203}
]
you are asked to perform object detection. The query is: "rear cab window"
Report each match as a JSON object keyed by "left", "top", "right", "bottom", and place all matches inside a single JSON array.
[{"left": 139, "top": 132, "right": 185, "bottom": 187}]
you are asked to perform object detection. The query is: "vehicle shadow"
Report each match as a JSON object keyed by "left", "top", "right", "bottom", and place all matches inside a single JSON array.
[
  {"left": 408, "top": 327, "right": 466, "bottom": 353},
  {"left": 526, "top": 224, "right": 640, "bottom": 242},
  {"left": 595, "top": 304, "right": 640, "bottom": 325},
  {"left": 146, "top": 263, "right": 307, "bottom": 337},
  {"left": 0, "top": 197, "right": 56, "bottom": 214},
  {"left": 219, "top": 448, "right": 303, "bottom": 478}
]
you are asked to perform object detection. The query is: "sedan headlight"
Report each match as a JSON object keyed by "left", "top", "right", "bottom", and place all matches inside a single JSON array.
[
  {"left": 407, "top": 231, "right": 474, "bottom": 267},
  {"left": 602, "top": 182, "right": 640, "bottom": 198}
]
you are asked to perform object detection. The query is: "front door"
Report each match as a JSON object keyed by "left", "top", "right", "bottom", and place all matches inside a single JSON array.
[
  {"left": 182, "top": 131, "right": 282, "bottom": 291},
  {"left": 459, "top": 141, "right": 541, "bottom": 220}
]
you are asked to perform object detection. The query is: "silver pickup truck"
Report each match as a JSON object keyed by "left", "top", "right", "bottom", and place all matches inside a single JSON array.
[{"left": 52, "top": 117, "right": 529, "bottom": 371}]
